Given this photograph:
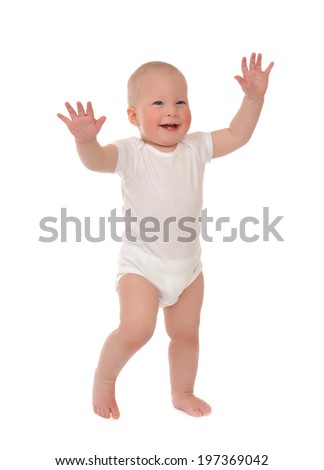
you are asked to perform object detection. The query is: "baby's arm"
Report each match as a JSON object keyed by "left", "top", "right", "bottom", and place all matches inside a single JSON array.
[
  {"left": 57, "top": 101, "right": 118, "bottom": 173},
  {"left": 212, "top": 53, "right": 274, "bottom": 158}
]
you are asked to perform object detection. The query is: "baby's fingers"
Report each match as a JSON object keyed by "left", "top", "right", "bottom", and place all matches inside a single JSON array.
[
  {"left": 264, "top": 61, "right": 274, "bottom": 75},
  {"left": 234, "top": 75, "right": 246, "bottom": 87},
  {"left": 249, "top": 52, "right": 257, "bottom": 70},
  {"left": 64, "top": 102, "right": 78, "bottom": 119},
  {"left": 241, "top": 56, "right": 248, "bottom": 75},
  {"left": 76, "top": 101, "right": 86, "bottom": 116},
  {"left": 86, "top": 101, "right": 94, "bottom": 117},
  {"left": 95, "top": 115, "right": 107, "bottom": 133},
  {"left": 57, "top": 112, "right": 71, "bottom": 126}
]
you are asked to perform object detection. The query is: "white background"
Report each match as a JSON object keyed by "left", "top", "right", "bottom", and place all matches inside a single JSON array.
[{"left": 1, "top": 1, "right": 323, "bottom": 469}]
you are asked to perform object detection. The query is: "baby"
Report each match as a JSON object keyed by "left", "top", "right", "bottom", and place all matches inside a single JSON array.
[{"left": 58, "top": 53, "right": 273, "bottom": 419}]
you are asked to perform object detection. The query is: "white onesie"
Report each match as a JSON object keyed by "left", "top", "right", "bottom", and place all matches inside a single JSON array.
[{"left": 113, "top": 132, "right": 213, "bottom": 307}]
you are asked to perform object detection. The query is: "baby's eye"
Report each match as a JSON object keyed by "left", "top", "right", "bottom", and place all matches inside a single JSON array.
[
  {"left": 176, "top": 100, "right": 187, "bottom": 105},
  {"left": 152, "top": 101, "right": 164, "bottom": 106}
]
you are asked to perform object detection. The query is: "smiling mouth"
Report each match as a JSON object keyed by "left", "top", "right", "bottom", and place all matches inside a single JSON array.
[{"left": 160, "top": 124, "right": 179, "bottom": 130}]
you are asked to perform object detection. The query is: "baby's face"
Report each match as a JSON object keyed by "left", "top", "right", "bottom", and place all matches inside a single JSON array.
[{"left": 128, "top": 69, "right": 191, "bottom": 152}]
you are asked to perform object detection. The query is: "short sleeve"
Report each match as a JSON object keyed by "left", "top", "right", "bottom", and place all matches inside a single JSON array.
[
  {"left": 113, "top": 137, "right": 139, "bottom": 178},
  {"left": 182, "top": 132, "right": 213, "bottom": 163}
]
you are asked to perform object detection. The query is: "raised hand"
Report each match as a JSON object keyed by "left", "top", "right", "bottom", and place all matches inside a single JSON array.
[
  {"left": 234, "top": 53, "right": 274, "bottom": 100},
  {"left": 57, "top": 101, "right": 106, "bottom": 142}
]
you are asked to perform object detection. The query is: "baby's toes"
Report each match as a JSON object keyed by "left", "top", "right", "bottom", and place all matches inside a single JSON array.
[
  {"left": 190, "top": 407, "right": 204, "bottom": 417},
  {"left": 199, "top": 402, "right": 212, "bottom": 416},
  {"left": 110, "top": 406, "right": 120, "bottom": 419}
]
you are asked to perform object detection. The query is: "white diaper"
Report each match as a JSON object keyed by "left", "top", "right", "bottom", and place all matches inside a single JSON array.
[{"left": 115, "top": 243, "right": 202, "bottom": 308}]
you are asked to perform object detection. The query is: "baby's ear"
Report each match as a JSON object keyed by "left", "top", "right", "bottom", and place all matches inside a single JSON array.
[{"left": 127, "top": 106, "right": 139, "bottom": 126}]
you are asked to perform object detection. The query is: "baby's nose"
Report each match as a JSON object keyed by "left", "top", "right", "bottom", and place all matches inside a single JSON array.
[{"left": 166, "top": 106, "right": 177, "bottom": 116}]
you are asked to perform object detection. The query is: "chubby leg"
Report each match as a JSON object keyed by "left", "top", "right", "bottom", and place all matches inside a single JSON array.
[
  {"left": 93, "top": 274, "right": 159, "bottom": 419},
  {"left": 163, "top": 272, "right": 211, "bottom": 417}
]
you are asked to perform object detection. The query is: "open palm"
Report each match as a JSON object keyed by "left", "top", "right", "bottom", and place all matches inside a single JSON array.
[
  {"left": 57, "top": 101, "right": 106, "bottom": 142},
  {"left": 235, "top": 53, "right": 274, "bottom": 100}
]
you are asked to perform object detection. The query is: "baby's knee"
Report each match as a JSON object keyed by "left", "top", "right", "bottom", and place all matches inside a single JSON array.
[
  {"left": 167, "top": 325, "right": 199, "bottom": 343},
  {"left": 119, "top": 324, "right": 155, "bottom": 350}
]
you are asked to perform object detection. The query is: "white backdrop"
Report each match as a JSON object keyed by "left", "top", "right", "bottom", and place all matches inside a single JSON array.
[{"left": 1, "top": 1, "right": 323, "bottom": 469}]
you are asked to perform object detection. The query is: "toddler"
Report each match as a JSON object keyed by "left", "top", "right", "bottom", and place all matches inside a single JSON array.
[{"left": 58, "top": 53, "right": 273, "bottom": 419}]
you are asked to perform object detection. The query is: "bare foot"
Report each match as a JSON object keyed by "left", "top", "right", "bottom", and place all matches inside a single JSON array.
[
  {"left": 172, "top": 392, "right": 212, "bottom": 417},
  {"left": 92, "top": 374, "right": 120, "bottom": 419}
]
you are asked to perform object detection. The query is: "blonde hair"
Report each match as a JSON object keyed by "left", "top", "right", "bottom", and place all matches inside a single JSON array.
[{"left": 127, "top": 61, "right": 186, "bottom": 106}]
